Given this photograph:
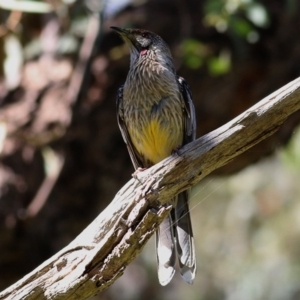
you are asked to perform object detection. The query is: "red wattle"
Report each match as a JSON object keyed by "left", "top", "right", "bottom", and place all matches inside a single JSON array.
[{"left": 141, "top": 49, "right": 147, "bottom": 56}]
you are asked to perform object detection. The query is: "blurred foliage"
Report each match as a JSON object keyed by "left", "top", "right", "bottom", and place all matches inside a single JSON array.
[
  {"left": 281, "top": 126, "right": 300, "bottom": 171},
  {"left": 0, "top": 0, "right": 87, "bottom": 90},
  {"left": 181, "top": 0, "right": 271, "bottom": 73},
  {"left": 0, "top": 0, "right": 53, "bottom": 13},
  {"left": 181, "top": 39, "right": 231, "bottom": 75},
  {"left": 204, "top": 0, "right": 270, "bottom": 38},
  {"left": 181, "top": 39, "right": 206, "bottom": 70},
  {"left": 207, "top": 49, "right": 231, "bottom": 75}
]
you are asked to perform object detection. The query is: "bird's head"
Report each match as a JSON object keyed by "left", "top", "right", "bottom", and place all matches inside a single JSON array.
[{"left": 111, "top": 27, "right": 175, "bottom": 72}]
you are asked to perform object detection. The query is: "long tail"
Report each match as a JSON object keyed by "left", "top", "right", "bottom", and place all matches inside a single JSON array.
[{"left": 156, "top": 190, "right": 196, "bottom": 285}]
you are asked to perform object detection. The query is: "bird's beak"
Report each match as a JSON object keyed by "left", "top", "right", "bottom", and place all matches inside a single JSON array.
[
  {"left": 111, "top": 26, "right": 126, "bottom": 34},
  {"left": 111, "top": 26, "right": 138, "bottom": 49},
  {"left": 110, "top": 26, "right": 131, "bottom": 39}
]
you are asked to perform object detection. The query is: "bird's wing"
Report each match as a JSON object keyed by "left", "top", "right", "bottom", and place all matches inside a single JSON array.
[
  {"left": 116, "top": 85, "right": 142, "bottom": 169},
  {"left": 177, "top": 76, "right": 196, "bottom": 144},
  {"left": 175, "top": 76, "right": 197, "bottom": 284}
]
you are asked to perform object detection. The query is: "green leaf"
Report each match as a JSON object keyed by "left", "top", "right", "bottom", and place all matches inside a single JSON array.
[
  {"left": 208, "top": 51, "right": 231, "bottom": 75},
  {"left": 181, "top": 39, "right": 206, "bottom": 69}
]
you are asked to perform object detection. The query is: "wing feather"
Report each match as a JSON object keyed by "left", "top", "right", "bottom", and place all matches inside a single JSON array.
[
  {"left": 116, "top": 85, "right": 142, "bottom": 169},
  {"left": 177, "top": 76, "right": 196, "bottom": 144}
]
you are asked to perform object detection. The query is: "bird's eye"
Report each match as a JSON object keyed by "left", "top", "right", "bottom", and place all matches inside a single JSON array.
[{"left": 141, "top": 33, "right": 149, "bottom": 39}]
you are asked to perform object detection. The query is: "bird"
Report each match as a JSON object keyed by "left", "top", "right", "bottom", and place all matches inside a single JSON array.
[{"left": 111, "top": 27, "right": 196, "bottom": 286}]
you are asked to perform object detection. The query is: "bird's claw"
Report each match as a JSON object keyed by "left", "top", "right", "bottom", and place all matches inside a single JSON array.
[
  {"left": 172, "top": 145, "right": 183, "bottom": 155},
  {"left": 132, "top": 167, "right": 147, "bottom": 183}
]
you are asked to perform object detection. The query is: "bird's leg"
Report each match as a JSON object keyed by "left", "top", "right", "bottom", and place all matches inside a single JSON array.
[{"left": 172, "top": 145, "right": 183, "bottom": 156}]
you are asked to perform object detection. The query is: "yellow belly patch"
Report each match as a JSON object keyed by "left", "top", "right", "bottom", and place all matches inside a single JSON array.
[{"left": 133, "top": 119, "right": 182, "bottom": 164}]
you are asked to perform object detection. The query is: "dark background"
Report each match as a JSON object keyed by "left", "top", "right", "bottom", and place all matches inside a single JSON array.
[{"left": 1, "top": 0, "right": 300, "bottom": 299}]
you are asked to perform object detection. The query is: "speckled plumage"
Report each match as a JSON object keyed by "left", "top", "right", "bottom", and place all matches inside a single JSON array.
[
  {"left": 123, "top": 57, "right": 184, "bottom": 165},
  {"left": 112, "top": 27, "right": 196, "bottom": 285}
]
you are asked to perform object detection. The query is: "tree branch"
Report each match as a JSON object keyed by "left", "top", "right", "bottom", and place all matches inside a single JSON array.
[{"left": 1, "top": 77, "right": 300, "bottom": 300}]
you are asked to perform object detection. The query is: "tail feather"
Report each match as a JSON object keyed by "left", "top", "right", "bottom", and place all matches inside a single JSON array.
[
  {"left": 156, "top": 212, "right": 176, "bottom": 286},
  {"left": 175, "top": 191, "right": 196, "bottom": 284},
  {"left": 156, "top": 191, "right": 196, "bottom": 285}
]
